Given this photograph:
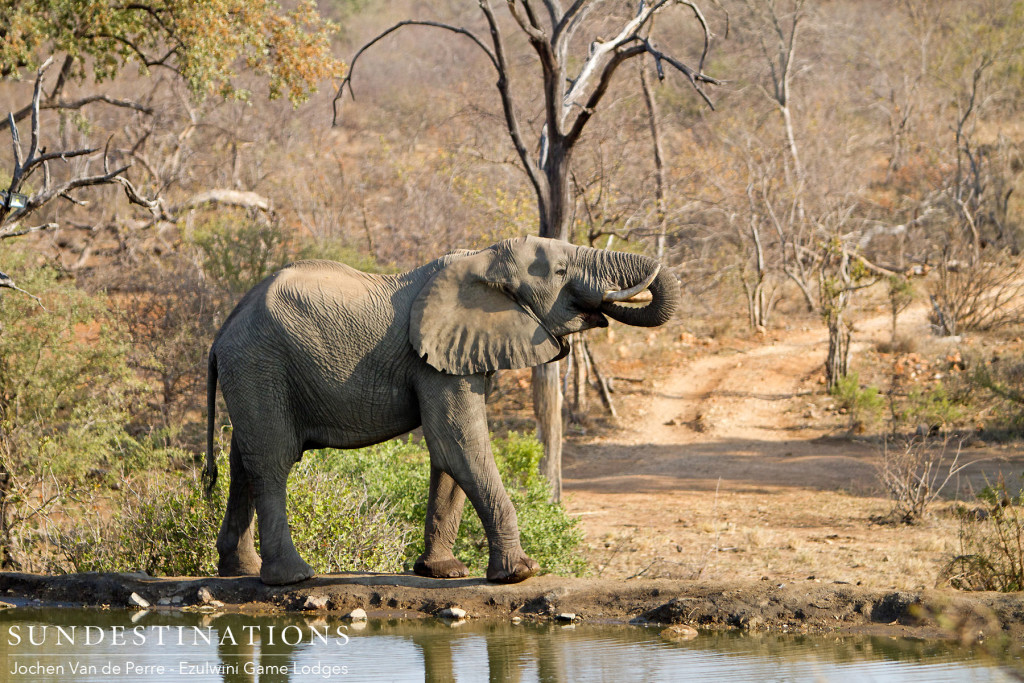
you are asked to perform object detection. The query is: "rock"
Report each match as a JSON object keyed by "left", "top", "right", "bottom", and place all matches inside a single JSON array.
[
  {"left": 0, "top": 601, "right": 15, "bottom": 609},
  {"left": 510, "top": 616, "right": 522, "bottom": 624},
  {"left": 344, "top": 608, "right": 367, "bottom": 621},
  {"left": 157, "top": 597, "right": 172, "bottom": 606},
  {"left": 303, "top": 595, "right": 329, "bottom": 611},
  {"left": 555, "top": 613, "right": 576, "bottom": 622},
  {"left": 438, "top": 607, "right": 467, "bottom": 620},
  {"left": 660, "top": 625, "right": 698, "bottom": 641},
  {"left": 128, "top": 592, "right": 150, "bottom": 609},
  {"left": 197, "top": 586, "right": 215, "bottom": 604}
]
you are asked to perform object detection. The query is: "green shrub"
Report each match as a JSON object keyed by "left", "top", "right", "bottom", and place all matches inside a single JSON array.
[
  {"left": 322, "top": 433, "right": 588, "bottom": 576},
  {"left": 62, "top": 455, "right": 411, "bottom": 576},
  {"left": 831, "top": 373, "right": 885, "bottom": 432},
  {"left": 60, "top": 433, "right": 585, "bottom": 578},
  {"left": 943, "top": 475, "right": 1024, "bottom": 592},
  {"left": 0, "top": 249, "right": 159, "bottom": 570},
  {"left": 191, "top": 212, "right": 294, "bottom": 293},
  {"left": 904, "top": 382, "right": 964, "bottom": 431},
  {"left": 961, "top": 352, "right": 1024, "bottom": 435}
]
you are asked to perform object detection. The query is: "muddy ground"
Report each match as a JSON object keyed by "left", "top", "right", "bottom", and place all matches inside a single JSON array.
[{"left": 3, "top": 571, "right": 1024, "bottom": 644}]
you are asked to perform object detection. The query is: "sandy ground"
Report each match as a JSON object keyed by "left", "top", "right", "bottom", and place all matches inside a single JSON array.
[{"left": 561, "top": 304, "right": 1024, "bottom": 590}]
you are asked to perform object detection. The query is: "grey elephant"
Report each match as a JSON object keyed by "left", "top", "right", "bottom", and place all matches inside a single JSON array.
[{"left": 204, "top": 235, "right": 678, "bottom": 585}]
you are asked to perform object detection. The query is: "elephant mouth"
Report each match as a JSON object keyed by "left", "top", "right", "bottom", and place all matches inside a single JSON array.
[{"left": 602, "top": 265, "right": 659, "bottom": 304}]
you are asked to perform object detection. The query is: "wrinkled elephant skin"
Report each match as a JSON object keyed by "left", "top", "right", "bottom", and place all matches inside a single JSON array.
[{"left": 204, "top": 236, "right": 679, "bottom": 585}]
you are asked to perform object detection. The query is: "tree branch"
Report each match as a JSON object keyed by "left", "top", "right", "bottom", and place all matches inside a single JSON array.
[{"left": 333, "top": 19, "right": 499, "bottom": 124}]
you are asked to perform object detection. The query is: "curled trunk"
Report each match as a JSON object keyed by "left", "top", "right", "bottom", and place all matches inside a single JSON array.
[{"left": 598, "top": 252, "right": 679, "bottom": 327}]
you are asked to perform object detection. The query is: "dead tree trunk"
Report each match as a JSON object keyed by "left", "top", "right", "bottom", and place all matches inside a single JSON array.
[{"left": 338, "top": 1, "right": 719, "bottom": 501}]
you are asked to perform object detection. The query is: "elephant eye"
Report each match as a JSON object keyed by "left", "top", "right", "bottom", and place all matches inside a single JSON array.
[{"left": 555, "top": 267, "right": 567, "bottom": 277}]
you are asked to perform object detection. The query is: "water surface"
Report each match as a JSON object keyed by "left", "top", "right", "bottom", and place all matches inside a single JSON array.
[{"left": 0, "top": 608, "right": 1018, "bottom": 681}]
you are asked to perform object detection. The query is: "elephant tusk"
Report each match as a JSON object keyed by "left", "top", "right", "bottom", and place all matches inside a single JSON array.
[{"left": 603, "top": 265, "right": 659, "bottom": 303}]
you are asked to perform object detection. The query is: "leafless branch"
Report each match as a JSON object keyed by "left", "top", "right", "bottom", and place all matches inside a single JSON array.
[{"left": 333, "top": 19, "right": 499, "bottom": 123}]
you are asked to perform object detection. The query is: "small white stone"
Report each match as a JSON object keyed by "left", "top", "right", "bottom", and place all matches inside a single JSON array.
[
  {"left": 439, "top": 607, "right": 467, "bottom": 620},
  {"left": 345, "top": 608, "right": 368, "bottom": 621},
  {"left": 303, "top": 595, "right": 329, "bottom": 611},
  {"left": 510, "top": 616, "right": 522, "bottom": 624},
  {"left": 157, "top": 597, "right": 172, "bottom": 606},
  {"left": 128, "top": 592, "right": 150, "bottom": 608}
]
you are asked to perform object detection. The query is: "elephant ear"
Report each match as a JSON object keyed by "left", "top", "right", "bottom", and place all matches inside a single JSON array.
[{"left": 410, "top": 249, "right": 565, "bottom": 375}]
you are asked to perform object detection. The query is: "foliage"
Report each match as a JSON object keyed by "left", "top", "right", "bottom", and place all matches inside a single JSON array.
[
  {"left": 0, "top": 250, "right": 139, "bottom": 484},
  {"left": 831, "top": 373, "right": 885, "bottom": 433},
  {"left": 903, "top": 382, "right": 965, "bottom": 432},
  {"left": 943, "top": 475, "right": 1024, "bottom": 592},
  {"left": 0, "top": 249, "right": 173, "bottom": 569},
  {"left": 296, "top": 238, "right": 391, "bottom": 274},
  {"left": 61, "top": 454, "right": 411, "bottom": 576},
  {"left": 886, "top": 275, "right": 915, "bottom": 340},
  {"left": 111, "top": 253, "right": 226, "bottom": 448},
  {"left": 0, "top": 0, "right": 344, "bottom": 104},
  {"left": 191, "top": 212, "right": 295, "bottom": 293},
  {"left": 951, "top": 350, "right": 1024, "bottom": 436},
  {"left": 322, "top": 433, "right": 588, "bottom": 577}
]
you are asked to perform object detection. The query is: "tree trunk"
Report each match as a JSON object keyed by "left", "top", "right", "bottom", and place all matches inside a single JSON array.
[
  {"left": 532, "top": 363, "right": 562, "bottom": 503},
  {"left": 824, "top": 307, "right": 851, "bottom": 392},
  {"left": 532, "top": 144, "right": 572, "bottom": 502}
]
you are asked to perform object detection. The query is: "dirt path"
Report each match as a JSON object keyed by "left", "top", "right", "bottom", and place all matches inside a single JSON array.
[{"left": 561, "top": 306, "right": 1020, "bottom": 589}]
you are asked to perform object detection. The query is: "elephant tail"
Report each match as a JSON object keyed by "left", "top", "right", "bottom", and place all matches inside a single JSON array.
[{"left": 203, "top": 350, "right": 219, "bottom": 498}]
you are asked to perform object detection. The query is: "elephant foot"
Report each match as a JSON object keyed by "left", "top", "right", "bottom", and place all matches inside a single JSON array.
[
  {"left": 413, "top": 554, "right": 469, "bottom": 579},
  {"left": 260, "top": 557, "right": 315, "bottom": 586},
  {"left": 486, "top": 553, "right": 539, "bottom": 584},
  {"left": 218, "top": 553, "right": 262, "bottom": 578}
]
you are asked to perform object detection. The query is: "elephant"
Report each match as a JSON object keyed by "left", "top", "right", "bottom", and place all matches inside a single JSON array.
[{"left": 203, "top": 235, "right": 679, "bottom": 585}]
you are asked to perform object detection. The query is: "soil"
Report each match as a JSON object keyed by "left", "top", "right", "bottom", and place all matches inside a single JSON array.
[
  {"left": 561, "top": 302, "right": 1024, "bottom": 592},
  {"left": 3, "top": 301, "right": 1024, "bottom": 642},
  {"left": 3, "top": 571, "right": 1024, "bottom": 644}
]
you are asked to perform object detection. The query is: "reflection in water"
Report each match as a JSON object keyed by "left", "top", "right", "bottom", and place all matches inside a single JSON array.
[{"left": 0, "top": 607, "right": 1019, "bottom": 682}]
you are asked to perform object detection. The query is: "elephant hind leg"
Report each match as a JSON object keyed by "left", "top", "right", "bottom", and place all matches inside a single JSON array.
[
  {"left": 216, "top": 437, "right": 262, "bottom": 577},
  {"left": 245, "top": 451, "right": 314, "bottom": 586},
  {"left": 413, "top": 467, "right": 469, "bottom": 579}
]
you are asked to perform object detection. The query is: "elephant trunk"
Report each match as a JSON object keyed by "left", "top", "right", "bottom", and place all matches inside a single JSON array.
[{"left": 596, "top": 251, "right": 679, "bottom": 328}]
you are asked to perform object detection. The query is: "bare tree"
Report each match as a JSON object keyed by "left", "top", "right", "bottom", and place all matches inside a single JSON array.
[
  {"left": 336, "top": 1, "right": 720, "bottom": 499},
  {"left": 1, "top": 59, "right": 163, "bottom": 297}
]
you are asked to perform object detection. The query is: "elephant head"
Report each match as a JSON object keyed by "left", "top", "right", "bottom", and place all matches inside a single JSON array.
[{"left": 410, "top": 236, "right": 679, "bottom": 375}]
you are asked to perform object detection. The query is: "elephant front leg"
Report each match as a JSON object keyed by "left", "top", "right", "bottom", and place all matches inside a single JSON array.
[
  {"left": 413, "top": 467, "right": 469, "bottom": 579},
  {"left": 418, "top": 376, "right": 539, "bottom": 584}
]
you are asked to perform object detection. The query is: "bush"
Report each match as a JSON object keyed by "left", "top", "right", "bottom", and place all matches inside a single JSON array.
[
  {"left": 831, "top": 373, "right": 885, "bottom": 433},
  {"left": 876, "top": 437, "right": 969, "bottom": 524},
  {"left": 323, "top": 433, "right": 588, "bottom": 576},
  {"left": 58, "top": 433, "right": 585, "bottom": 578},
  {"left": 190, "top": 211, "right": 294, "bottom": 293},
  {"left": 962, "top": 352, "right": 1024, "bottom": 435},
  {"left": 903, "top": 382, "right": 965, "bottom": 432},
  {"left": 61, "top": 454, "right": 412, "bottom": 576},
  {"left": 943, "top": 476, "right": 1024, "bottom": 592},
  {"left": 0, "top": 249, "right": 153, "bottom": 570}
]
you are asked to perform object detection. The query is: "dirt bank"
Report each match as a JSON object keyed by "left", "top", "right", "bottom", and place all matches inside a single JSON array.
[{"left": 3, "top": 571, "right": 1024, "bottom": 643}]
